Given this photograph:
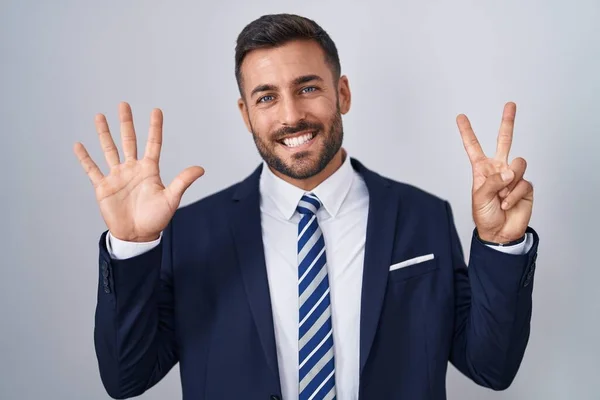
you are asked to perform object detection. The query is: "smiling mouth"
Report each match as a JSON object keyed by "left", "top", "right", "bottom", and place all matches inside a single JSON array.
[{"left": 278, "top": 131, "right": 316, "bottom": 148}]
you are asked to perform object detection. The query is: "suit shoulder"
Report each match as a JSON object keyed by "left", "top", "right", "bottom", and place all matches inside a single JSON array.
[
  {"left": 375, "top": 174, "right": 457, "bottom": 228},
  {"left": 379, "top": 174, "right": 448, "bottom": 209}
]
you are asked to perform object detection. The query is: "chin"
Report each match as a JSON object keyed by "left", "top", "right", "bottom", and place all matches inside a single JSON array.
[
  {"left": 272, "top": 153, "right": 323, "bottom": 180},
  {"left": 258, "top": 130, "right": 342, "bottom": 180}
]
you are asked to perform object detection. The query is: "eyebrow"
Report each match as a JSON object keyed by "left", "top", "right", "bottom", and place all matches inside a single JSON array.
[
  {"left": 250, "top": 84, "right": 277, "bottom": 98},
  {"left": 293, "top": 74, "right": 323, "bottom": 86},
  {"left": 249, "top": 74, "right": 324, "bottom": 98}
]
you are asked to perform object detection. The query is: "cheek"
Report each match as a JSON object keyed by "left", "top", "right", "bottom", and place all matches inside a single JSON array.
[
  {"left": 249, "top": 112, "right": 275, "bottom": 137},
  {"left": 306, "top": 98, "right": 337, "bottom": 121}
]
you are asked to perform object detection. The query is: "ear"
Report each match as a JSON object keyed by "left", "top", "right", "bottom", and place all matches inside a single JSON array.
[
  {"left": 237, "top": 97, "right": 252, "bottom": 132},
  {"left": 338, "top": 75, "right": 351, "bottom": 115}
]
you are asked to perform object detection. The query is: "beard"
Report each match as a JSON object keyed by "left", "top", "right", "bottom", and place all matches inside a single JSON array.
[{"left": 250, "top": 109, "right": 344, "bottom": 180}]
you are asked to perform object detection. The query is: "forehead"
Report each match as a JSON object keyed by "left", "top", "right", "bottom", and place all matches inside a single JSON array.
[{"left": 240, "top": 40, "right": 332, "bottom": 92}]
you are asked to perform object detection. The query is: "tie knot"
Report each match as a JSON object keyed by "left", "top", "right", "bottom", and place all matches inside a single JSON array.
[{"left": 297, "top": 193, "right": 322, "bottom": 216}]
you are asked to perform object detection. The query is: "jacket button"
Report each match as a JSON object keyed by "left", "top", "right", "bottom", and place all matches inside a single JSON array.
[
  {"left": 270, "top": 395, "right": 280, "bottom": 400},
  {"left": 104, "top": 286, "right": 111, "bottom": 294}
]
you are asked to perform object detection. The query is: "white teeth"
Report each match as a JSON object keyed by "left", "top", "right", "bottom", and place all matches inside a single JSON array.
[{"left": 283, "top": 133, "right": 314, "bottom": 148}]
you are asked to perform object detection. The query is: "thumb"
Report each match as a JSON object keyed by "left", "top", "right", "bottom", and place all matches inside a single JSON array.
[
  {"left": 166, "top": 166, "right": 205, "bottom": 203},
  {"left": 477, "top": 169, "right": 514, "bottom": 199}
]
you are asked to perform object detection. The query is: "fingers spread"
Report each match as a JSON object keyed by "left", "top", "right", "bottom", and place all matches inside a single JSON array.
[
  {"left": 119, "top": 102, "right": 138, "bottom": 161},
  {"left": 457, "top": 114, "right": 486, "bottom": 166},
  {"left": 74, "top": 142, "right": 104, "bottom": 186},
  {"left": 502, "top": 179, "right": 533, "bottom": 210},
  {"left": 95, "top": 113, "right": 120, "bottom": 167}
]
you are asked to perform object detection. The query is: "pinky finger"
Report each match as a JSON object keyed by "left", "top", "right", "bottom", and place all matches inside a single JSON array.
[
  {"left": 501, "top": 179, "right": 533, "bottom": 210},
  {"left": 74, "top": 142, "right": 104, "bottom": 186}
]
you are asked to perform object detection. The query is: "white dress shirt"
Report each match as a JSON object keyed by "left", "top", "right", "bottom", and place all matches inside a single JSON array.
[{"left": 107, "top": 153, "right": 533, "bottom": 399}]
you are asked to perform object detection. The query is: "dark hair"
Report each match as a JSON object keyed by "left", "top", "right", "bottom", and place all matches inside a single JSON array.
[{"left": 234, "top": 13, "right": 341, "bottom": 96}]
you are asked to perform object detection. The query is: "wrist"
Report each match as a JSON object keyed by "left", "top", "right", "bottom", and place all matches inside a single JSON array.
[
  {"left": 110, "top": 231, "right": 161, "bottom": 243},
  {"left": 476, "top": 230, "right": 525, "bottom": 246},
  {"left": 133, "top": 235, "right": 161, "bottom": 243}
]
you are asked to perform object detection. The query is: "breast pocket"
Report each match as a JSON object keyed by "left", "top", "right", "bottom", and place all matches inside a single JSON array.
[{"left": 388, "top": 254, "right": 438, "bottom": 282}]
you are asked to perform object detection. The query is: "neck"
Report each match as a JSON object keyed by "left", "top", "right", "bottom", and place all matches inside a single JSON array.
[{"left": 271, "top": 148, "right": 346, "bottom": 191}]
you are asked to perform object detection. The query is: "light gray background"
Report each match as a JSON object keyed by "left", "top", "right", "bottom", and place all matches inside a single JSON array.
[{"left": 1, "top": 0, "right": 599, "bottom": 399}]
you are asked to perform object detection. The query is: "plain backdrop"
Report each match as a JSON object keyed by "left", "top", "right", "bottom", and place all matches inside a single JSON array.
[{"left": 1, "top": 0, "right": 599, "bottom": 399}]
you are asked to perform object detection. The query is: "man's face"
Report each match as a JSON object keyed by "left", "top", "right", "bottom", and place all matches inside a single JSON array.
[{"left": 238, "top": 40, "right": 351, "bottom": 180}]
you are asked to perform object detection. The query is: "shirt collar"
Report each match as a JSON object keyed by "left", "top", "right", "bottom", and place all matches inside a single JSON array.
[{"left": 259, "top": 151, "right": 355, "bottom": 221}]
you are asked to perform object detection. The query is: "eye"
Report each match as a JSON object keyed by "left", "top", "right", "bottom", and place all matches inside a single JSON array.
[
  {"left": 301, "top": 86, "right": 317, "bottom": 94},
  {"left": 258, "top": 95, "right": 274, "bottom": 104}
]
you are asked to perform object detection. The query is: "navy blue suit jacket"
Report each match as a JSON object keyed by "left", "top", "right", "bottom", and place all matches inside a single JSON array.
[{"left": 94, "top": 158, "right": 539, "bottom": 399}]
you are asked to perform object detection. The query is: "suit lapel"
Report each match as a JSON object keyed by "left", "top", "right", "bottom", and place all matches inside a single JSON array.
[
  {"left": 230, "top": 164, "right": 280, "bottom": 383},
  {"left": 352, "top": 159, "right": 399, "bottom": 374},
  {"left": 228, "top": 158, "right": 399, "bottom": 380}
]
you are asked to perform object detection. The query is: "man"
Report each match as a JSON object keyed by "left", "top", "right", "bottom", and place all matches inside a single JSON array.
[{"left": 74, "top": 13, "right": 538, "bottom": 400}]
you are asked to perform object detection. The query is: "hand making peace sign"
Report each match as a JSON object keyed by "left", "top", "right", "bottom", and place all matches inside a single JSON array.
[{"left": 457, "top": 102, "right": 534, "bottom": 244}]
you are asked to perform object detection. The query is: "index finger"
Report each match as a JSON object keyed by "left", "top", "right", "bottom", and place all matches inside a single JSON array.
[
  {"left": 495, "top": 102, "right": 516, "bottom": 162},
  {"left": 456, "top": 114, "right": 486, "bottom": 165}
]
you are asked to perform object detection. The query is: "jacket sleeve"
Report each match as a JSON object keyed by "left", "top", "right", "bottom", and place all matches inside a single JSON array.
[
  {"left": 446, "top": 201, "right": 539, "bottom": 390},
  {"left": 94, "top": 220, "right": 177, "bottom": 399}
]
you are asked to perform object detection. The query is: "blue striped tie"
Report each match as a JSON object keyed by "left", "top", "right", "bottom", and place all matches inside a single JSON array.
[{"left": 297, "top": 193, "right": 336, "bottom": 400}]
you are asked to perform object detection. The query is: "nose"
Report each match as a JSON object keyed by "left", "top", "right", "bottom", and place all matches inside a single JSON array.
[{"left": 278, "top": 96, "right": 305, "bottom": 126}]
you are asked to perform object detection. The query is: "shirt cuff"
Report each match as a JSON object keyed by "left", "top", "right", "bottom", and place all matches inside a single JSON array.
[
  {"left": 484, "top": 232, "right": 534, "bottom": 255},
  {"left": 106, "top": 231, "right": 163, "bottom": 260}
]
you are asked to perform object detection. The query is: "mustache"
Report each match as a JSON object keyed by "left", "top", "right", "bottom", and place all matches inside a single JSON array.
[{"left": 273, "top": 120, "right": 324, "bottom": 141}]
